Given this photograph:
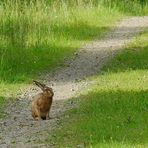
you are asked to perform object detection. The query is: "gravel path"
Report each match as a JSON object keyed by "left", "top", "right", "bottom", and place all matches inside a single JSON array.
[{"left": 0, "top": 17, "right": 148, "bottom": 148}]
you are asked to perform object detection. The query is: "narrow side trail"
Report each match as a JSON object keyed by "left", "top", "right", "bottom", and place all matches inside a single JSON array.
[{"left": 0, "top": 17, "right": 148, "bottom": 148}]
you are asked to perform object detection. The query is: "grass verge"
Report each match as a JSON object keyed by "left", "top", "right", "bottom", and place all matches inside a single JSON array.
[
  {"left": 0, "top": 2, "right": 122, "bottom": 83},
  {"left": 48, "top": 31, "right": 148, "bottom": 147},
  {"left": 0, "top": 1, "right": 122, "bottom": 110}
]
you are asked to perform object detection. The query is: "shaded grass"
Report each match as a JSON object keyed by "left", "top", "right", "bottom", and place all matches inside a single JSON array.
[
  {"left": 0, "top": 3, "right": 121, "bottom": 83},
  {"left": 0, "top": 45, "right": 75, "bottom": 82},
  {"left": 48, "top": 32, "right": 148, "bottom": 147}
]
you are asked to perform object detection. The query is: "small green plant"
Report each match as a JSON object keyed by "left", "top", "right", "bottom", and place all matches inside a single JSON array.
[{"left": 0, "top": 96, "right": 6, "bottom": 118}]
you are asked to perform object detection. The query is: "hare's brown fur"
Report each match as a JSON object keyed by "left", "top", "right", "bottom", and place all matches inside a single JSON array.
[{"left": 31, "top": 81, "right": 54, "bottom": 120}]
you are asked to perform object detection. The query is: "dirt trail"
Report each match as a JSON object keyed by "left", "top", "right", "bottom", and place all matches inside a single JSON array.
[{"left": 0, "top": 17, "right": 148, "bottom": 148}]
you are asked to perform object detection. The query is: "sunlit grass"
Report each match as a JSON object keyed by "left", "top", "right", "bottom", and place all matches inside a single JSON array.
[
  {"left": 0, "top": 0, "right": 122, "bottom": 98},
  {"left": 48, "top": 32, "right": 148, "bottom": 147},
  {"left": 0, "top": 1, "right": 122, "bottom": 83}
]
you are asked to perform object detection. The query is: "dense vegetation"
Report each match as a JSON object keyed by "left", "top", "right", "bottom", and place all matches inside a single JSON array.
[
  {"left": 0, "top": 0, "right": 122, "bottom": 83},
  {"left": 0, "top": 0, "right": 147, "bottom": 83},
  {"left": 50, "top": 32, "right": 148, "bottom": 147},
  {"left": 0, "top": 0, "right": 124, "bottom": 115}
]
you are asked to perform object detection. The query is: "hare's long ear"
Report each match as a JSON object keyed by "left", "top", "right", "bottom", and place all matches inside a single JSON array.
[{"left": 33, "top": 80, "right": 46, "bottom": 91}]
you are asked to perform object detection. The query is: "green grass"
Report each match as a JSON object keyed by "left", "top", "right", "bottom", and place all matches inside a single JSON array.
[
  {"left": 0, "top": 1, "right": 123, "bottom": 117},
  {"left": 96, "top": 0, "right": 148, "bottom": 15},
  {"left": 48, "top": 32, "right": 148, "bottom": 147},
  {"left": 0, "top": 1, "right": 122, "bottom": 84},
  {"left": 0, "top": 1, "right": 122, "bottom": 95},
  {"left": 1, "top": 0, "right": 148, "bottom": 84},
  {"left": 0, "top": 96, "right": 7, "bottom": 118},
  {"left": 0, "top": 0, "right": 147, "bottom": 115}
]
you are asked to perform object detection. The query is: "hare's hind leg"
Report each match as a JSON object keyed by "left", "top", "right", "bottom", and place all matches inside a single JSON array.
[{"left": 32, "top": 107, "right": 41, "bottom": 121}]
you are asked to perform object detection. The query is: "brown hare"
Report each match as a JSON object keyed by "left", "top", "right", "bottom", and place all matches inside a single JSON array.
[{"left": 31, "top": 80, "right": 54, "bottom": 120}]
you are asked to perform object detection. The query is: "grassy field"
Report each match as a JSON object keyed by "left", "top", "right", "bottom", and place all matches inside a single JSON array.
[
  {"left": 49, "top": 32, "right": 148, "bottom": 147},
  {"left": 0, "top": 0, "right": 123, "bottom": 112},
  {"left": 0, "top": 1, "right": 122, "bottom": 82},
  {"left": 0, "top": 1, "right": 147, "bottom": 115},
  {"left": 0, "top": 0, "right": 148, "bottom": 83}
]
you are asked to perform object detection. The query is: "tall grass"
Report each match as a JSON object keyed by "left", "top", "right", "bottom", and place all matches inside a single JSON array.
[
  {"left": 0, "top": 0, "right": 122, "bottom": 83},
  {"left": 95, "top": 0, "right": 148, "bottom": 15},
  {"left": 54, "top": 0, "right": 148, "bottom": 15},
  {"left": 0, "top": 0, "right": 147, "bottom": 85}
]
